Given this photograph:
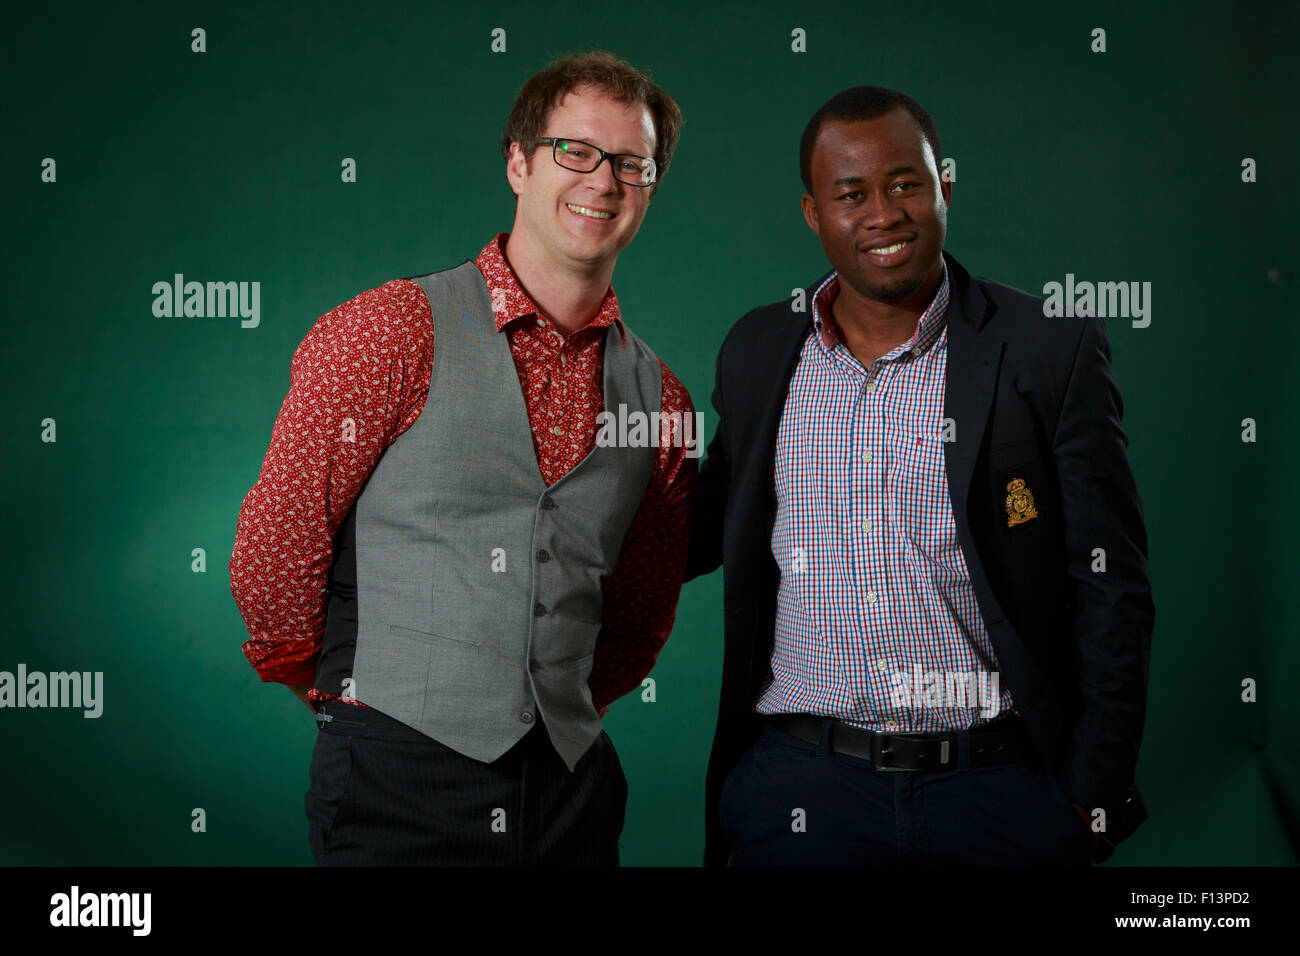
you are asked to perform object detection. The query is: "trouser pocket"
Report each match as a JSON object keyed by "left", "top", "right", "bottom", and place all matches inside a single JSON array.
[{"left": 305, "top": 729, "right": 355, "bottom": 863}]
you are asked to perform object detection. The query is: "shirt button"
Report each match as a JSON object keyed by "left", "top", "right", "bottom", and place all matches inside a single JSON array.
[
  {"left": 885, "top": 721, "right": 898, "bottom": 731},
  {"left": 534, "top": 602, "right": 547, "bottom": 617},
  {"left": 861, "top": 519, "right": 872, "bottom": 533},
  {"left": 536, "top": 318, "right": 545, "bottom": 327},
  {"left": 877, "top": 659, "right": 888, "bottom": 671},
  {"left": 520, "top": 711, "right": 534, "bottom": 723},
  {"left": 536, "top": 549, "right": 551, "bottom": 562},
  {"left": 862, "top": 450, "right": 872, "bottom": 463},
  {"left": 866, "top": 381, "right": 877, "bottom": 393},
  {"left": 551, "top": 425, "right": 563, "bottom": 436},
  {"left": 912, "top": 347, "right": 922, "bottom": 357},
  {"left": 867, "top": 590, "right": 877, "bottom": 604}
]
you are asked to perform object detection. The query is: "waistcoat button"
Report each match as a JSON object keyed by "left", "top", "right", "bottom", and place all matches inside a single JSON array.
[
  {"left": 534, "top": 602, "right": 547, "bottom": 617},
  {"left": 529, "top": 659, "right": 543, "bottom": 673},
  {"left": 536, "top": 549, "right": 551, "bottom": 562},
  {"left": 541, "top": 496, "right": 557, "bottom": 510},
  {"left": 520, "top": 711, "right": 534, "bottom": 723}
]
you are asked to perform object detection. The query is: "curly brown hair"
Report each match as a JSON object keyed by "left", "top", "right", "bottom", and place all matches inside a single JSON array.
[{"left": 501, "top": 50, "right": 683, "bottom": 196}]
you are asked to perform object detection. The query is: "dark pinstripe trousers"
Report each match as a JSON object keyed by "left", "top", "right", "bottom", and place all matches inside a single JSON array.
[{"left": 305, "top": 701, "right": 627, "bottom": 865}]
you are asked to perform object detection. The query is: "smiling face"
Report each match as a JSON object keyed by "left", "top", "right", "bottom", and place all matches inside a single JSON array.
[
  {"left": 506, "top": 85, "right": 657, "bottom": 274},
  {"left": 801, "top": 108, "right": 950, "bottom": 305}
]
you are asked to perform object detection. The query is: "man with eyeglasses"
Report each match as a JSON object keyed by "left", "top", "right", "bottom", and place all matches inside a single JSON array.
[{"left": 229, "top": 51, "right": 695, "bottom": 865}]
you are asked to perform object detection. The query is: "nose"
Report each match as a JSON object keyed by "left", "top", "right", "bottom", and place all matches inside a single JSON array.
[
  {"left": 585, "top": 155, "right": 620, "bottom": 192},
  {"left": 861, "top": 189, "right": 904, "bottom": 229}
]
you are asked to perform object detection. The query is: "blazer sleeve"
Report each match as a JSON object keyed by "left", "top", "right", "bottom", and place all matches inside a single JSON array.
[
  {"left": 685, "top": 332, "right": 732, "bottom": 581},
  {"left": 1052, "top": 314, "right": 1155, "bottom": 814}
]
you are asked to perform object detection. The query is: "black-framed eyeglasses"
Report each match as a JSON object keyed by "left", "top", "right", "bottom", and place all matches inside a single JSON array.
[{"left": 535, "top": 137, "right": 658, "bottom": 187}]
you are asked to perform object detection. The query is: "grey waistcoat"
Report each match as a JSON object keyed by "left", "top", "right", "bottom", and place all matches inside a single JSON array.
[{"left": 351, "top": 260, "right": 661, "bottom": 770}]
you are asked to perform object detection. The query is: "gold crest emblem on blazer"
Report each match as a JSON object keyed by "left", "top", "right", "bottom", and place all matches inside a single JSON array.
[{"left": 1004, "top": 477, "right": 1039, "bottom": 527}]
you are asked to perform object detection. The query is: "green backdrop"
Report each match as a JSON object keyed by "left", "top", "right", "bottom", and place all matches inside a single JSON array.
[{"left": 3, "top": 0, "right": 1296, "bottom": 865}]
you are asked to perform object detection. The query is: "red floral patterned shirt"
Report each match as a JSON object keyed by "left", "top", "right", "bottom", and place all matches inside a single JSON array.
[{"left": 229, "top": 233, "right": 697, "bottom": 715}]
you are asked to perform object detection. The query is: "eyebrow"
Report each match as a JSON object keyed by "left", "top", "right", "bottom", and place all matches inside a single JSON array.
[
  {"left": 562, "top": 136, "right": 651, "bottom": 157},
  {"left": 832, "top": 165, "right": 921, "bottom": 186}
]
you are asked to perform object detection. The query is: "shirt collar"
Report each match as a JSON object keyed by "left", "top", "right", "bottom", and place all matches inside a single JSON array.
[
  {"left": 810, "top": 258, "right": 950, "bottom": 358},
  {"left": 473, "top": 232, "right": 627, "bottom": 347}
]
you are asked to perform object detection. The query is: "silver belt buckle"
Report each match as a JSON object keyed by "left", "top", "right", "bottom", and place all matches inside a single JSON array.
[
  {"left": 873, "top": 729, "right": 907, "bottom": 772},
  {"left": 876, "top": 734, "right": 952, "bottom": 772}
]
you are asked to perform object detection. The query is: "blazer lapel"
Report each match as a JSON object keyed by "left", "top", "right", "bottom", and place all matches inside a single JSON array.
[
  {"left": 755, "top": 275, "right": 824, "bottom": 533},
  {"left": 941, "top": 251, "right": 1005, "bottom": 590}
]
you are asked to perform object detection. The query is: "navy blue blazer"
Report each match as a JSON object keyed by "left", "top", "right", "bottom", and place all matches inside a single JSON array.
[{"left": 686, "top": 250, "right": 1155, "bottom": 865}]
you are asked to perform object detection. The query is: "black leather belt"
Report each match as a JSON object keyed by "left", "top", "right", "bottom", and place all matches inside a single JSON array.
[{"left": 765, "top": 713, "right": 1033, "bottom": 771}]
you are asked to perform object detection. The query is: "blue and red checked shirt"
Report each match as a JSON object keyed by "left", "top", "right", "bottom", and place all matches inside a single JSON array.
[{"left": 755, "top": 260, "right": 1018, "bottom": 733}]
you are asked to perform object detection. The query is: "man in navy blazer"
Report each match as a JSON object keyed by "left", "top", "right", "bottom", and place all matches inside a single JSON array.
[{"left": 687, "top": 86, "right": 1154, "bottom": 866}]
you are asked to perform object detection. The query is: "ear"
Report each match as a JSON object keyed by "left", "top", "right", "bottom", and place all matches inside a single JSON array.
[
  {"left": 800, "top": 192, "right": 820, "bottom": 236},
  {"left": 940, "top": 177, "right": 952, "bottom": 208},
  {"left": 506, "top": 142, "right": 528, "bottom": 197}
]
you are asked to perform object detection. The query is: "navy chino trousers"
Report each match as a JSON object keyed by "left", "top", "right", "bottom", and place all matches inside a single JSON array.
[{"left": 719, "top": 719, "right": 1096, "bottom": 866}]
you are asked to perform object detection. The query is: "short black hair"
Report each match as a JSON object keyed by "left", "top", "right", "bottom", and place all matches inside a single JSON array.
[{"left": 799, "top": 86, "right": 943, "bottom": 195}]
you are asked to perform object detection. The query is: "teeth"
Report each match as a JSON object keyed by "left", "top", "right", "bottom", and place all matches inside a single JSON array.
[
  {"left": 567, "top": 203, "right": 612, "bottom": 220},
  {"left": 868, "top": 241, "right": 909, "bottom": 255}
]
